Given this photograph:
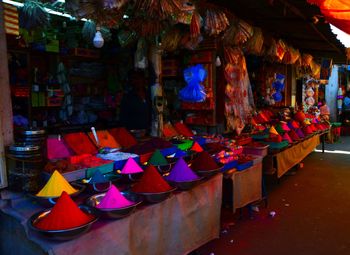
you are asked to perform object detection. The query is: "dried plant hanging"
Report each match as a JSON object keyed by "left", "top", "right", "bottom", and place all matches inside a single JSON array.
[
  {"left": 129, "top": 18, "right": 169, "bottom": 37},
  {"left": 204, "top": 8, "right": 229, "bottom": 36},
  {"left": 244, "top": 27, "right": 264, "bottom": 55},
  {"left": 65, "top": 0, "right": 124, "bottom": 27},
  {"left": 223, "top": 19, "right": 253, "bottom": 46},
  {"left": 190, "top": 11, "right": 201, "bottom": 38},
  {"left": 134, "top": 0, "right": 182, "bottom": 20},
  {"left": 19, "top": 0, "right": 50, "bottom": 30}
]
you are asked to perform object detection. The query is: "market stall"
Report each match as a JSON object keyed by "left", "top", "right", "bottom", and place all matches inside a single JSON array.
[{"left": 0, "top": 174, "right": 222, "bottom": 255}]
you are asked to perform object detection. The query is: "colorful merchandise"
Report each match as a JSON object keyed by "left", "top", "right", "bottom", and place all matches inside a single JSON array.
[
  {"left": 191, "top": 142, "right": 203, "bottom": 152},
  {"left": 179, "top": 64, "right": 207, "bottom": 102},
  {"left": 282, "top": 133, "right": 293, "bottom": 143},
  {"left": 163, "top": 123, "right": 179, "bottom": 138},
  {"left": 64, "top": 132, "right": 97, "bottom": 155},
  {"left": 191, "top": 151, "right": 219, "bottom": 171},
  {"left": 131, "top": 165, "right": 173, "bottom": 193},
  {"left": 90, "top": 170, "right": 108, "bottom": 184},
  {"left": 149, "top": 149, "right": 168, "bottom": 166},
  {"left": 296, "top": 129, "right": 305, "bottom": 138},
  {"left": 88, "top": 130, "right": 120, "bottom": 148},
  {"left": 108, "top": 127, "right": 138, "bottom": 148},
  {"left": 269, "top": 126, "right": 279, "bottom": 135},
  {"left": 166, "top": 158, "right": 200, "bottom": 182},
  {"left": 121, "top": 158, "right": 143, "bottom": 174},
  {"left": 173, "top": 122, "right": 194, "bottom": 137},
  {"left": 289, "top": 130, "right": 301, "bottom": 141},
  {"left": 34, "top": 191, "right": 93, "bottom": 230},
  {"left": 36, "top": 170, "right": 78, "bottom": 197},
  {"left": 47, "top": 137, "right": 72, "bottom": 160},
  {"left": 96, "top": 185, "right": 134, "bottom": 209}
]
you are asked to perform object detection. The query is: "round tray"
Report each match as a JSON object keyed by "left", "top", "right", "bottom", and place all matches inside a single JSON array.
[
  {"left": 166, "top": 177, "right": 203, "bottom": 190},
  {"left": 132, "top": 188, "right": 176, "bottom": 203},
  {"left": 86, "top": 193, "right": 142, "bottom": 219},
  {"left": 195, "top": 164, "right": 224, "bottom": 177},
  {"left": 30, "top": 183, "right": 85, "bottom": 207},
  {"left": 28, "top": 206, "right": 98, "bottom": 241}
]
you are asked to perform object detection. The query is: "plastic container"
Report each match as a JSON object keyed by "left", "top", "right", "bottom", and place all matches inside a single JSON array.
[{"left": 243, "top": 144, "right": 269, "bottom": 157}]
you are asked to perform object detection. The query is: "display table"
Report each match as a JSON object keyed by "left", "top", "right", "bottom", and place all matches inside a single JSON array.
[
  {"left": 223, "top": 159, "right": 262, "bottom": 213},
  {"left": 263, "top": 134, "right": 320, "bottom": 178},
  {"left": 0, "top": 174, "right": 223, "bottom": 255}
]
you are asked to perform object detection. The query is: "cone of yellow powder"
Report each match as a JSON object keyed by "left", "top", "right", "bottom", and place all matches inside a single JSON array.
[{"left": 36, "top": 170, "right": 78, "bottom": 197}]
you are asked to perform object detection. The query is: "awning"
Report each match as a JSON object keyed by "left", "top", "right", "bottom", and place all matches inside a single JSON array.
[{"left": 308, "top": 0, "right": 350, "bottom": 35}]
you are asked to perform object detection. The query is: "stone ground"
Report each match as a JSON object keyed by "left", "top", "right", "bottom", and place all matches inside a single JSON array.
[{"left": 194, "top": 136, "right": 350, "bottom": 255}]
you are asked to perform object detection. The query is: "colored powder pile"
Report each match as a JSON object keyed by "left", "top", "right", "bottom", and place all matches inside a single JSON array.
[
  {"left": 149, "top": 149, "right": 168, "bottom": 166},
  {"left": 269, "top": 126, "right": 279, "bottom": 135},
  {"left": 280, "top": 122, "right": 290, "bottom": 132},
  {"left": 296, "top": 129, "right": 305, "bottom": 138},
  {"left": 203, "top": 143, "right": 226, "bottom": 154},
  {"left": 35, "top": 191, "right": 94, "bottom": 230},
  {"left": 131, "top": 165, "right": 173, "bottom": 193},
  {"left": 275, "top": 124, "right": 284, "bottom": 134},
  {"left": 174, "top": 149, "right": 187, "bottom": 158},
  {"left": 176, "top": 140, "right": 193, "bottom": 151},
  {"left": 282, "top": 133, "right": 293, "bottom": 143},
  {"left": 36, "top": 170, "right": 78, "bottom": 197},
  {"left": 121, "top": 158, "right": 143, "bottom": 174},
  {"left": 96, "top": 185, "right": 134, "bottom": 209},
  {"left": 90, "top": 170, "right": 108, "bottom": 184},
  {"left": 267, "top": 134, "right": 283, "bottom": 143},
  {"left": 288, "top": 130, "right": 300, "bottom": 141},
  {"left": 88, "top": 130, "right": 120, "bottom": 148},
  {"left": 173, "top": 122, "right": 194, "bottom": 137},
  {"left": 163, "top": 123, "right": 179, "bottom": 138},
  {"left": 191, "top": 142, "right": 203, "bottom": 153},
  {"left": 63, "top": 132, "right": 97, "bottom": 155},
  {"left": 191, "top": 151, "right": 219, "bottom": 171},
  {"left": 303, "top": 126, "right": 313, "bottom": 135},
  {"left": 166, "top": 158, "right": 199, "bottom": 182},
  {"left": 47, "top": 137, "right": 71, "bottom": 160},
  {"left": 108, "top": 127, "right": 137, "bottom": 148}
]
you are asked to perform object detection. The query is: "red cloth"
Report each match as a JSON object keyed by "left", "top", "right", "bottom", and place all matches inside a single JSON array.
[
  {"left": 63, "top": 132, "right": 97, "bottom": 155},
  {"left": 108, "top": 127, "right": 138, "bottom": 148},
  {"left": 308, "top": 0, "right": 350, "bottom": 34}
]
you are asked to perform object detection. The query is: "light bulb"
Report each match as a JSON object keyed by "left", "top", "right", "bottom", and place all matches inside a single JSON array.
[
  {"left": 215, "top": 56, "right": 221, "bottom": 67},
  {"left": 93, "top": 31, "right": 104, "bottom": 48}
]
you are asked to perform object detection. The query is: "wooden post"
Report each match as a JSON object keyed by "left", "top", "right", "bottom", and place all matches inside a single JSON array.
[
  {"left": 0, "top": 2, "right": 14, "bottom": 187},
  {"left": 0, "top": 3, "right": 14, "bottom": 146}
]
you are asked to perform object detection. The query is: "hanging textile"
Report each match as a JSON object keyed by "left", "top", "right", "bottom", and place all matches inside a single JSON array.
[
  {"left": 308, "top": 0, "right": 350, "bottom": 34},
  {"left": 223, "top": 47, "right": 253, "bottom": 133}
]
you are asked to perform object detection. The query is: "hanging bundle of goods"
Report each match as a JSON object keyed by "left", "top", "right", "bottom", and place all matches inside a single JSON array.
[
  {"left": 134, "top": 0, "right": 182, "bottom": 19},
  {"left": 223, "top": 47, "right": 252, "bottom": 134},
  {"left": 179, "top": 64, "right": 207, "bottom": 102},
  {"left": 282, "top": 45, "right": 300, "bottom": 65},
  {"left": 271, "top": 73, "right": 286, "bottom": 103},
  {"left": 302, "top": 53, "right": 313, "bottom": 67},
  {"left": 65, "top": 0, "right": 125, "bottom": 27},
  {"left": 129, "top": 18, "right": 169, "bottom": 37},
  {"left": 223, "top": 19, "right": 253, "bottom": 46},
  {"left": 203, "top": 7, "right": 229, "bottom": 36},
  {"left": 266, "top": 39, "right": 286, "bottom": 62},
  {"left": 161, "top": 27, "right": 183, "bottom": 52},
  {"left": 310, "top": 61, "right": 321, "bottom": 78},
  {"left": 190, "top": 11, "right": 202, "bottom": 38},
  {"left": 244, "top": 26, "right": 264, "bottom": 55},
  {"left": 19, "top": 0, "right": 50, "bottom": 30}
]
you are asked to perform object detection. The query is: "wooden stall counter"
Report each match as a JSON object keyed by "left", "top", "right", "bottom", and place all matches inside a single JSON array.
[{"left": 0, "top": 174, "right": 223, "bottom": 255}]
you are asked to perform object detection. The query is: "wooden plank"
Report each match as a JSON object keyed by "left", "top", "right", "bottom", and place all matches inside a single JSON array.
[{"left": 0, "top": 3, "right": 14, "bottom": 146}]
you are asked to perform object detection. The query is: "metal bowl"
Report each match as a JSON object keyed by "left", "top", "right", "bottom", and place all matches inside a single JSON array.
[
  {"left": 132, "top": 188, "right": 176, "bottom": 203},
  {"left": 86, "top": 193, "right": 142, "bottom": 219},
  {"left": 117, "top": 172, "right": 144, "bottom": 182},
  {"left": 28, "top": 206, "right": 98, "bottom": 241},
  {"left": 195, "top": 164, "right": 224, "bottom": 177},
  {"left": 166, "top": 177, "right": 204, "bottom": 190},
  {"left": 30, "top": 183, "right": 85, "bottom": 207}
]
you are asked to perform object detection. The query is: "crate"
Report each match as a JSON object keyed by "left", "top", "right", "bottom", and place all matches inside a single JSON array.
[{"left": 243, "top": 144, "right": 269, "bottom": 157}]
